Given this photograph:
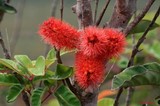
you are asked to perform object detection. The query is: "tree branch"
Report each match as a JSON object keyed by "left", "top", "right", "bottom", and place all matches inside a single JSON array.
[
  {"left": 114, "top": 87, "right": 123, "bottom": 106},
  {"left": 124, "top": 0, "right": 155, "bottom": 36},
  {"left": 72, "top": 0, "right": 93, "bottom": 29},
  {"left": 105, "top": 0, "right": 136, "bottom": 28},
  {"left": 96, "top": 0, "right": 111, "bottom": 26},
  {"left": 60, "top": 0, "right": 64, "bottom": 21}
]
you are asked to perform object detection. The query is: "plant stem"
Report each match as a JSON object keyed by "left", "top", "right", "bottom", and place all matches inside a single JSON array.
[
  {"left": 114, "top": 87, "right": 123, "bottom": 106},
  {"left": 60, "top": 0, "right": 64, "bottom": 21},
  {"left": 96, "top": 0, "right": 111, "bottom": 26},
  {"left": 125, "top": 87, "right": 134, "bottom": 106},
  {"left": 22, "top": 91, "right": 30, "bottom": 106}
]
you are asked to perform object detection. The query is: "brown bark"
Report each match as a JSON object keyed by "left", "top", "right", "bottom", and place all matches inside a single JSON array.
[
  {"left": 105, "top": 0, "right": 136, "bottom": 29},
  {"left": 72, "top": 0, "right": 93, "bottom": 29}
]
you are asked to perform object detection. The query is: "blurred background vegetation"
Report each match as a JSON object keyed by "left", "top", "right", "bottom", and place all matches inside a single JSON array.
[{"left": 0, "top": 0, "right": 160, "bottom": 106}]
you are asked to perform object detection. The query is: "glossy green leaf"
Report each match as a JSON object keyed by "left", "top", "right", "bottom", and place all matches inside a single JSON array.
[
  {"left": 15, "top": 62, "right": 30, "bottom": 75},
  {"left": 33, "top": 70, "right": 54, "bottom": 82},
  {"left": 31, "top": 88, "right": 46, "bottom": 106},
  {"left": 0, "top": 58, "right": 29, "bottom": 75},
  {"left": 29, "top": 56, "right": 45, "bottom": 76},
  {"left": 0, "top": 59, "right": 17, "bottom": 71},
  {"left": 0, "top": 73, "right": 19, "bottom": 85},
  {"left": 130, "top": 20, "right": 160, "bottom": 34},
  {"left": 52, "top": 64, "right": 73, "bottom": 80},
  {"left": 98, "top": 98, "right": 114, "bottom": 106},
  {"left": 14, "top": 55, "right": 33, "bottom": 68},
  {"left": 6, "top": 84, "right": 24, "bottom": 102},
  {"left": 0, "top": 3, "right": 17, "bottom": 14},
  {"left": 112, "top": 62, "right": 160, "bottom": 89},
  {"left": 54, "top": 85, "right": 80, "bottom": 106},
  {"left": 46, "top": 49, "right": 56, "bottom": 68}
]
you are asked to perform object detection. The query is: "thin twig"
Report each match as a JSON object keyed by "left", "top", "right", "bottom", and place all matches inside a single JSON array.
[
  {"left": 60, "top": 0, "right": 64, "bottom": 21},
  {"left": 42, "top": 87, "right": 57, "bottom": 103},
  {"left": 114, "top": 87, "right": 123, "bottom": 106},
  {"left": 93, "top": 0, "right": 99, "bottom": 24},
  {"left": 0, "top": 32, "right": 11, "bottom": 59},
  {"left": 96, "top": 0, "right": 111, "bottom": 26},
  {"left": 125, "top": 87, "right": 134, "bottom": 106},
  {"left": 124, "top": 0, "right": 155, "bottom": 36}
]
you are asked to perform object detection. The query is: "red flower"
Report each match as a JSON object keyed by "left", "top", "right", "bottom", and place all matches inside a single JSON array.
[
  {"left": 104, "top": 28, "right": 126, "bottom": 58},
  {"left": 79, "top": 26, "right": 126, "bottom": 59},
  {"left": 75, "top": 52, "right": 105, "bottom": 89},
  {"left": 38, "top": 17, "right": 79, "bottom": 50},
  {"left": 79, "top": 26, "right": 108, "bottom": 57}
]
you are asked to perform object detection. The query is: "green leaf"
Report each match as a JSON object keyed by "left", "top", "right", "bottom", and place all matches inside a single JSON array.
[
  {"left": 29, "top": 56, "right": 45, "bottom": 76},
  {"left": 130, "top": 20, "right": 160, "bottom": 34},
  {"left": 54, "top": 85, "right": 80, "bottom": 106},
  {"left": 0, "top": 3, "right": 17, "bottom": 14},
  {"left": 0, "top": 59, "right": 17, "bottom": 71},
  {"left": 0, "top": 73, "right": 19, "bottom": 85},
  {"left": 98, "top": 98, "right": 114, "bottom": 106},
  {"left": 33, "top": 70, "right": 54, "bottom": 82},
  {"left": 6, "top": 84, "right": 24, "bottom": 102},
  {"left": 0, "top": 58, "right": 29, "bottom": 75},
  {"left": 52, "top": 64, "right": 73, "bottom": 80},
  {"left": 31, "top": 88, "right": 46, "bottom": 106},
  {"left": 47, "top": 99, "right": 59, "bottom": 106},
  {"left": 46, "top": 49, "right": 56, "bottom": 68},
  {"left": 0, "top": 64, "right": 7, "bottom": 70},
  {"left": 14, "top": 55, "right": 33, "bottom": 68},
  {"left": 15, "top": 62, "right": 29, "bottom": 75},
  {"left": 112, "top": 62, "right": 160, "bottom": 89}
]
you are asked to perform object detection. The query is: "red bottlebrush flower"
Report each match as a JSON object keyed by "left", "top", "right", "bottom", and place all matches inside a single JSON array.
[
  {"left": 79, "top": 26, "right": 126, "bottom": 59},
  {"left": 75, "top": 52, "right": 105, "bottom": 89},
  {"left": 38, "top": 17, "right": 79, "bottom": 50},
  {"left": 104, "top": 28, "right": 126, "bottom": 58},
  {"left": 79, "top": 26, "right": 108, "bottom": 57}
]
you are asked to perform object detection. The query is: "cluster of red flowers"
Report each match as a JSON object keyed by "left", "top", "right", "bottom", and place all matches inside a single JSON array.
[{"left": 39, "top": 17, "right": 126, "bottom": 90}]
